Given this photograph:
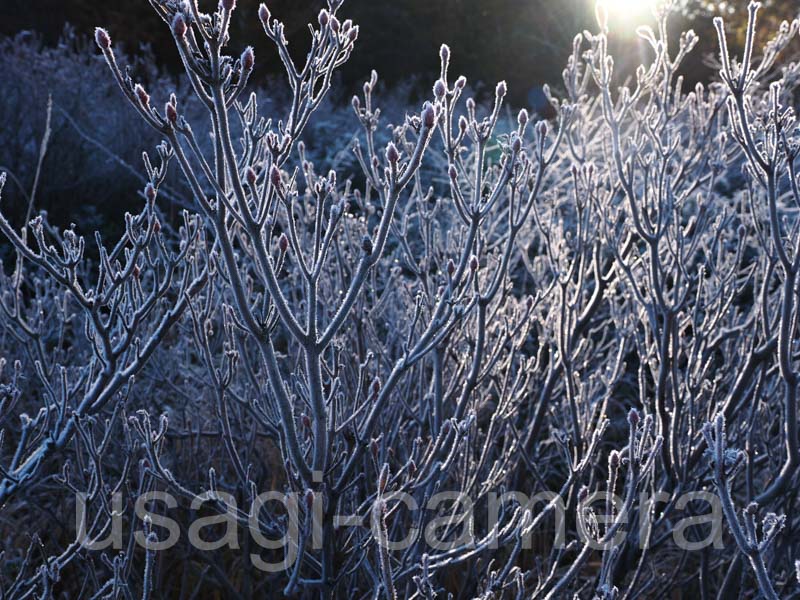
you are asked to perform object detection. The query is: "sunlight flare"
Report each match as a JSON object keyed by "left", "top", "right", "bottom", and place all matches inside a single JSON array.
[{"left": 597, "top": 0, "right": 655, "bottom": 28}]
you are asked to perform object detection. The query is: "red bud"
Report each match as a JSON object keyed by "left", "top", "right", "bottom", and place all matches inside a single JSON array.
[
  {"left": 270, "top": 165, "right": 282, "bottom": 188},
  {"left": 386, "top": 143, "right": 399, "bottom": 164},
  {"left": 145, "top": 183, "right": 157, "bottom": 203},
  {"left": 440, "top": 44, "right": 450, "bottom": 65},
  {"left": 241, "top": 47, "right": 254, "bottom": 72},
  {"left": 172, "top": 14, "right": 187, "bottom": 38},
  {"left": 496, "top": 81, "right": 507, "bottom": 98},
  {"left": 95, "top": 28, "right": 111, "bottom": 50},
  {"left": 165, "top": 102, "right": 178, "bottom": 125},
  {"left": 135, "top": 84, "right": 150, "bottom": 108},
  {"left": 258, "top": 3, "right": 271, "bottom": 24},
  {"left": 421, "top": 103, "right": 436, "bottom": 129}
]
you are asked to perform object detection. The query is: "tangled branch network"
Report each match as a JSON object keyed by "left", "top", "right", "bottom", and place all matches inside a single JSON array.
[{"left": 1, "top": 0, "right": 800, "bottom": 597}]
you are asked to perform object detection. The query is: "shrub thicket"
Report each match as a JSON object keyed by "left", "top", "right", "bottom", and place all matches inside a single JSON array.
[{"left": 1, "top": 1, "right": 800, "bottom": 598}]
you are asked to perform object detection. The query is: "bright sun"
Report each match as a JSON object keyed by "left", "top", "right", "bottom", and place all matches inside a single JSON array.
[{"left": 600, "top": 0, "right": 655, "bottom": 25}]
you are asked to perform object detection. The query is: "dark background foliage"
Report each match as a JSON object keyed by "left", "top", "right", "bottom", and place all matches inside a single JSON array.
[
  {"left": 2, "top": 0, "right": 597, "bottom": 103},
  {"left": 0, "top": 0, "right": 797, "bottom": 242},
  {"left": 5, "top": 0, "right": 798, "bottom": 102}
]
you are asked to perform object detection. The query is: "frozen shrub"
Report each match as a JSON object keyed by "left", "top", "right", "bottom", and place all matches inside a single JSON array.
[{"left": 1, "top": 1, "right": 800, "bottom": 598}]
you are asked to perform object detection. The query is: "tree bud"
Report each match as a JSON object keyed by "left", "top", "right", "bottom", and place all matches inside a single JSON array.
[
  {"left": 258, "top": 4, "right": 271, "bottom": 24},
  {"left": 421, "top": 102, "right": 436, "bottom": 129},
  {"left": 241, "top": 47, "right": 254, "bottom": 71},
  {"left": 135, "top": 84, "right": 150, "bottom": 108},
  {"left": 433, "top": 79, "right": 446, "bottom": 99},
  {"left": 270, "top": 165, "right": 282, "bottom": 188},
  {"left": 172, "top": 14, "right": 187, "bottom": 38},
  {"left": 165, "top": 102, "right": 178, "bottom": 124},
  {"left": 496, "top": 80, "right": 507, "bottom": 98},
  {"left": 386, "top": 142, "right": 399, "bottom": 164},
  {"left": 370, "top": 438, "right": 379, "bottom": 459},
  {"left": 145, "top": 183, "right": 157, "bottom": 203},
  {"left": 95, "top": 28, "right": 111, "bottom": 50},
  {"left": 439, "top": 44, "right": 450, "bottom": 65}
]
